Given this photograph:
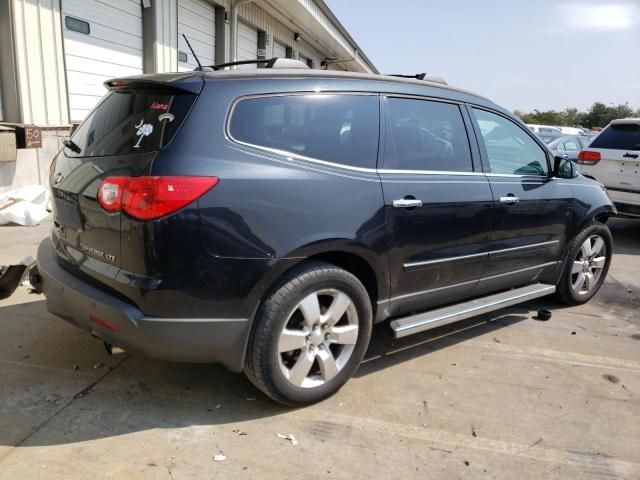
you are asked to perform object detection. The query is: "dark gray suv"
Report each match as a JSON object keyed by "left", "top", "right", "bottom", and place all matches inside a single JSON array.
[{"left": 37, "top": 60, "right": 615, "bottom": 405}]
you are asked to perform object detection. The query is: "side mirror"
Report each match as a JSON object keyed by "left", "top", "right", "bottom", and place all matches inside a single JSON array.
[{"left": 553, "top": 155, "right": 578, "bottom": 179}]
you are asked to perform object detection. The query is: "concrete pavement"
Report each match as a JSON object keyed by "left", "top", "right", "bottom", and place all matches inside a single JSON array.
[{"left": 0, "top": 218, "right": 638, "bottom": 479}]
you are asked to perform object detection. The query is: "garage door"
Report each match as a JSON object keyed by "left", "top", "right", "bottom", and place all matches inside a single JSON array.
[
  {"left": 62, "top": 0, "right": 143, "bottom": 122},
  {"left": 237, "top": 20, "right": 258, "bottom": 67},
  {"left": 273, "top": 40, "right": 287, "bottom": 59},
  {"left": 178, "top": 0, "right": 215, "bottom": 72}
]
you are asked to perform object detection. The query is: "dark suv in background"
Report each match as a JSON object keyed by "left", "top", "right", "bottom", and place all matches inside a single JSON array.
[{"left": 37, "top": 60, "right": 615, "bottom": 405}]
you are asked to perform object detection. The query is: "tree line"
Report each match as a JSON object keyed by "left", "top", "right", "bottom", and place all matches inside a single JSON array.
[{"left": 513, "top": 102, "right": 639, "bottom": 130}]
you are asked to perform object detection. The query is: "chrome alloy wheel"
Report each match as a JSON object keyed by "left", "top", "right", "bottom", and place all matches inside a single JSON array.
[
  {"left": 277, "top": 289, "right": 359, "bottom": 389},
  {"left": 571, "top": 235, "right": 607, "bottom": 295}
]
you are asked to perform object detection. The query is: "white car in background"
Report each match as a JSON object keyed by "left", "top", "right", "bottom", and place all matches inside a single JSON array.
[
  {"left": 557, "top": 126, "right": 584, "bottom": 136},
  {"left": 526, "top": 124, "right": 562, "bottom": 143},
  {"left": 578, "top": 118, "right": 640, "bottom": 218}
]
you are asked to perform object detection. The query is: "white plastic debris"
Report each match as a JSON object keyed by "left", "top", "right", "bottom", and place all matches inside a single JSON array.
[
  {"left": 276, "top": 433, "right": 298, "bottom": 446},
  {"left": 0, "top": 185, "right": 50, "bottom": 226},
  {"left": 213, "top": 453, "right": 227, "bottom": 462}
]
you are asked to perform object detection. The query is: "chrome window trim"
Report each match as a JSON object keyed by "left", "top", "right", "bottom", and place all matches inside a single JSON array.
[
  {"left": 226, "top": 91, "right": 380, "bottom": 174},
  {"left": 224, "top": 144, "right": 382, "bottom": 183},
  {"left": 391, "top": 261, "right": 559, "bottom": 302},
  {"left": 484, "top": 173, "right": 549, "bottom": 179},
  {"left": 378, "top": 169, "right": 485, "bottom": 176},
  {"left": 403, "top": 240, "right": 560, "bottom": 269}
]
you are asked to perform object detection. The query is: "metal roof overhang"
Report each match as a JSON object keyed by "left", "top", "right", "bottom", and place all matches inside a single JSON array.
[{"left": 258, "top": 0, "right": 378, "bottom": 73}]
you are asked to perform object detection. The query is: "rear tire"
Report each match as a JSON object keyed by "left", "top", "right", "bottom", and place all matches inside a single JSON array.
[
  {"left": 244, "top": 261, "right": 372, "bottom": 406},
  {"left": 555, "top": 222, "right": 612, "bottom": 305}
]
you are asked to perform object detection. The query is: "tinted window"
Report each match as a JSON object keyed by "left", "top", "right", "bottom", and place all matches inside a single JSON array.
[
  {"left": 229, "top": 94, "right": 379, "bottom": 169},
  {"left": 384, "top": 98, "right": 472, "bottom": 171},
  {"left": 472, "top": 108, "right": 549, "bottom": 175},
  {"left": 590, "top": 124, "right": 640, "bottom": 151},
  {"left": 66, "top": 89, "right": 196, "bottom": 157}
]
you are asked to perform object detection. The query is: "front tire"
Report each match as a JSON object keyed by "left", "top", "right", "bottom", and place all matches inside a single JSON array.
[
  {"left": 555, "top": 222, "right": 612, "bottom": 305},
  {"left": 244, "top": 261, "right": 372, "bottom": 406}
]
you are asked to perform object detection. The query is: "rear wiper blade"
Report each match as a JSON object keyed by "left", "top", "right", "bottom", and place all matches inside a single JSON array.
[{"left": 63, "top": 138, "right": 81, "bottom": 154}]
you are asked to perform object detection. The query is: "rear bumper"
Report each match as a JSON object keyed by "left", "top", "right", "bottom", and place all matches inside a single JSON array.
[
  {"left": 608, "top": 188, "right": 640, "bottom": 207},
  {"left": 607, "top": 189, "right": 640, "bottom": 217},
  {"left": 37, "top": 239, "right": 250, "bottom": 371}
]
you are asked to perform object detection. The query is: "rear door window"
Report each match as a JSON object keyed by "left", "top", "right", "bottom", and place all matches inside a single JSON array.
[
  {"left": 229, "top": 94, "right": 379, "bottom": 169},
  {"left": 66, "top": 89, "right": 196, "bottom": 157},
  {"left": 590, "top": 124, "right": 640, "bottom": 151},
  {"left": 383, "top": 97, "right": 473, "bottom": 172}
]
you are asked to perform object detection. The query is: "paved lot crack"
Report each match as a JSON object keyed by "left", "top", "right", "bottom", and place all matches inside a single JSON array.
[{"left": 0, "top": 353, "right": 131, "bottom": 464}]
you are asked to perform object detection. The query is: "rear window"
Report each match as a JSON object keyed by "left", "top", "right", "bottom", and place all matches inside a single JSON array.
[
  {"left": 229, "top": 94, "right": 379, "bottom": 169},
  {"left": 65, "top": 89, "right": 196, "bottom": 157},
  {"left": 590, "top": 124, "right": 640, "bottom": 151}
]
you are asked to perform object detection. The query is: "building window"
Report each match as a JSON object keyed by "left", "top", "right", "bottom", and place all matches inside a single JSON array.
[
  {"left": 178, "top": 51, "right": 188, "bottom": 63},
  {"left": 65, "top": 16, "right": 90, "bottom": 35}
]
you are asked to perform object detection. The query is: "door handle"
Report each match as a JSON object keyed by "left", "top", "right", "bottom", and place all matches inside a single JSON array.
[
  {"left": 393, "top": 198, "right": 423, "bottom": 208},
  {"left": 499, "top": 195, "right": 520, "bottom": 204}
]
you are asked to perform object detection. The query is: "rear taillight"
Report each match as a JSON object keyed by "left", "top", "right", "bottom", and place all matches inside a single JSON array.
[
  {"left": 577, "top": 150, "right": 601, "bottom": 165},
  {"left": 98, "top": 176, "right": 218, "bottom": 220}
]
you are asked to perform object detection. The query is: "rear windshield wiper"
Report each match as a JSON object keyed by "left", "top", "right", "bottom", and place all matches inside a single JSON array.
[{"left": 63, "top": 138, "right": 82, "bottom": 154}]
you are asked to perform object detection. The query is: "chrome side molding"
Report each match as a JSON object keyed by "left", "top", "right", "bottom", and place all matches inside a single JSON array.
[
  {"left": 390, "top": 283, "right": 556, "bottom": 338},
  {"left": 403, "top": 241, "right": 560, "bottom": 270}
]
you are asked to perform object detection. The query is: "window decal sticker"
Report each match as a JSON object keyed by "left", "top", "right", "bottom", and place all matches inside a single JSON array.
[
  {"left": 150, "top": 102, "right": 169, "bottom": 111},
  {"left": 134, "top": 119, "right": 154, "bottom": 148}
]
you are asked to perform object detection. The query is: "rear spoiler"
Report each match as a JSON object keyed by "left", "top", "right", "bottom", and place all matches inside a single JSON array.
[
  {"left": 609, "top": 118, "right": 640, "bottom": 127},
  {"left": 104, "top": 75, "right": 204, "bottom": 95}
]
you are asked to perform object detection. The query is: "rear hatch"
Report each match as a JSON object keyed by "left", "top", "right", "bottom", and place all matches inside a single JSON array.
[
  {"left": 578, "top": 120, "right": 640, "bottom": 195},
  {"left": 50, "top": 75, "right": 202, "bottom": 294}
]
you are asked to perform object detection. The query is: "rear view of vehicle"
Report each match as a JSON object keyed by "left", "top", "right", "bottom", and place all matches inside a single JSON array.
[
  {"left": 37, "top": 74, "right": 255, "bottom": 369},
  {"left": 578, "top": 119, "right": 640, "bottom": 218}
]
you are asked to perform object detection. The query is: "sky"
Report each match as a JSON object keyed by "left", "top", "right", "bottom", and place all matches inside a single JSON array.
[{"left": 325, "top": 0, "right": 640, "bottom": 113}]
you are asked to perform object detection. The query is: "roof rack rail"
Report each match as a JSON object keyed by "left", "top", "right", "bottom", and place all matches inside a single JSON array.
[
  {"left": 198, "top": 57, "right": 310, "bottom": 71},
  {"left": 387, "top": 73, "right": 448, "bottom": 85}
]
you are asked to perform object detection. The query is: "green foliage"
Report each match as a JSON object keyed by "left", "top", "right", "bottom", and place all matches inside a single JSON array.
[{"left": 514, "top": 102, "right": 637, "bottom": 129}]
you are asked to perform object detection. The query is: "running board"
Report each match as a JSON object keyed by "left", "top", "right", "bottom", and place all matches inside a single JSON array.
[{"left": 390, "top": 283, "right": 556, "bottom": 339}]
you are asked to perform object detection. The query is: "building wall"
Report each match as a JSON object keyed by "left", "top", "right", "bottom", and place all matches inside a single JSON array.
[
  {"left": 12, "top": 0, "right": 69, "bottom": 125},
  {"left": 0, "top": 128, "right": 69, "bottom": 194}
]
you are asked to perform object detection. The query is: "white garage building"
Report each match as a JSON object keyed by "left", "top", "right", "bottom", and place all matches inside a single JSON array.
[{"left": 0, "top": 0, "right": 376, "bottom": 191}]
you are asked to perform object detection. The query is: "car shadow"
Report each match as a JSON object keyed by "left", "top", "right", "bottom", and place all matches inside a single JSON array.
[
  {"left": 0, "top": 295, "right": 556, "bottom": 449},
  {"left": 357, "top": 310, "right": 531, "bottom": 378}
]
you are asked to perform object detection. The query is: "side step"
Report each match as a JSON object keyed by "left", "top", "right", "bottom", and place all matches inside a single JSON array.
[{"left": 390, "top": 283, "right": 556, "bottom": 339}]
